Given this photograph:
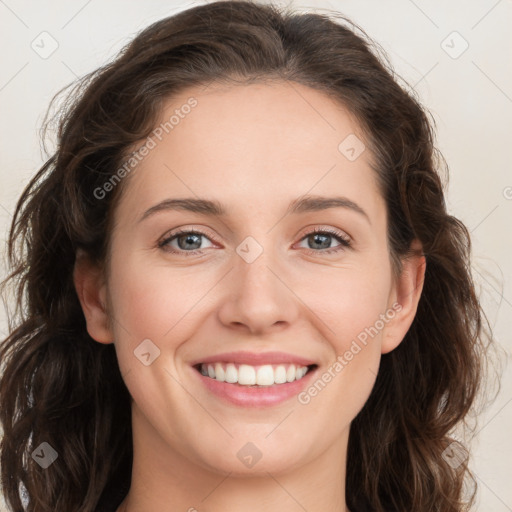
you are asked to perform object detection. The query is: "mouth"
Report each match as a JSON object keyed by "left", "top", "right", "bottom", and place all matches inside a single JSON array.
[
  {"left": 189, "top": 350, "right": 320, "bottom": 407},
  {"left": 193, "top": 362, "right": 318, "bottom": 387},
  {"left": 191, "top": 357, "right": 319, "bottom": 407}
]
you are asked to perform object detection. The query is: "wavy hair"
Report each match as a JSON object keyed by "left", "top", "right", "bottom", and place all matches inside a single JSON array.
[{"left": 0, "top": 1, "right": 498, "bottom": 510}]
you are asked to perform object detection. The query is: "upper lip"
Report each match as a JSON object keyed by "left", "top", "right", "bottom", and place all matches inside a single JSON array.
[{"left": 190, "top": 351, "right": 316, "bottom": 367}]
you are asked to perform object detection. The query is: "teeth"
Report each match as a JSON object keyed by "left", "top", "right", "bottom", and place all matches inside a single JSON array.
[
  {"left": 256, "top": 365, "right": 274, "bottom": 386},
  {"left": 239, "top": 364, "right": 256, "bottom": 385},
  {"left": 200, "top": 363, "right": 311, "bottom": 386},
  {"left": 274, "top": 365, "right": 287, "bottom": 384},
  {"left": 225, "top": 363, "right": 237, "bottom": 383},
  {"left": 215, "top": 363, "right": 225, "bottom": 382}
]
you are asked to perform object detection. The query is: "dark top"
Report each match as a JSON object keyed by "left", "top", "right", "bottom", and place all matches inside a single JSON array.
[{"left": 96, "top": 479, "right": 130, "bottom": 512}]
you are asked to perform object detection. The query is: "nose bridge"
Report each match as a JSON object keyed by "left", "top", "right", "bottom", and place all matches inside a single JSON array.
[
  {"left": 217, "top": 233, "right": 298, "bottom": 333},
  {"left": 235, "top": 234, "right": 283, "bottom": 303}
]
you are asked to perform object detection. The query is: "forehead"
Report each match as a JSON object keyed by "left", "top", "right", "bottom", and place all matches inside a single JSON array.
[{"left": 115, "top": 81, "right": 383, "bottom": 224}]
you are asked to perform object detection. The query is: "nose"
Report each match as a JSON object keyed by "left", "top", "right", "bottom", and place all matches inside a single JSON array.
[{"left": 216, "top": 243, "right": 299, "bottom": 335}]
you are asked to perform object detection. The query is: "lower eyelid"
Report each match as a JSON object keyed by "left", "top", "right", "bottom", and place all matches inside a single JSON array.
[
  {"left": 159, "top": 231, "right": 215, "bottom": 251},
  {"left": 296, "top": 235, "right": 349, "bottom": 252},
  {"left": 159, "top": 228, "right": 350, "bottom": 254}
]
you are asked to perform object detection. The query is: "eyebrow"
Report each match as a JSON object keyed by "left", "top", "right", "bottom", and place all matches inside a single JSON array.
[{"left": 138, "top": 195, "right": 371, "bottom": 224}]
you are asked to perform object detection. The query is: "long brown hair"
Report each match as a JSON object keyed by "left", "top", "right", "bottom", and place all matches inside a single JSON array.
[{"left": 0, "top": 1, "right": 498, "bottom": 510}]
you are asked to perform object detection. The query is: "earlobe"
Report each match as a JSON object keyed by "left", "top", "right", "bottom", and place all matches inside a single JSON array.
[
  {"left": 382, "top": 240, "right": 426, "bottom": 354},
  {"left": 73, "top": 250, "right": 114, "bottom": 344}
]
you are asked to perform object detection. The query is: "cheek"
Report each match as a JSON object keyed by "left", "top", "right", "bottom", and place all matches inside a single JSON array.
[
  {"left": 297, "top": 265, "right": 391, "bottom": 402},
  {"left": 299, "top": 262, "right": 393, "bottom": 347},
  {"left": 110, "top": 250, "right": 178, "bottom": 317},
  {"left": 296, "top": 280, "right": 388, "bottom": 429},
  {"left": 106, "top": 254, "right": 218, "bottom": 354},
  {"left": 107, "top": 238, "right": 393, "bottom": 370},
  {"left": 108, "top": 249, "right": 393, "bottom": 341}
]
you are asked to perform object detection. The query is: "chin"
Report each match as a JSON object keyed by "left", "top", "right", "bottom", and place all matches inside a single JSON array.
[{"left": 193, "top": 443, "right": 305, "bottom": 476}]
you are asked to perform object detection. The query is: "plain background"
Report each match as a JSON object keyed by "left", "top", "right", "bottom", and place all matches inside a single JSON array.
[{"left": 0, "top": 0, "right": 510, "bottom": 510}]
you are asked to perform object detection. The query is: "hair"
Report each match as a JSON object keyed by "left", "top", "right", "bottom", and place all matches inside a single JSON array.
[{"left": 0, "top": 1, "right": 499, "bottom": 511}]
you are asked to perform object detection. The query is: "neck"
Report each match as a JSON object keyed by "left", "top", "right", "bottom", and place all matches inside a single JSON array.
[{"left": 119, "top": 405, "right": 350, "bottom": 512}]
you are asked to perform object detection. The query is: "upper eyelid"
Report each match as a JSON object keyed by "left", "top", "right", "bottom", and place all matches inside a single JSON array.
[
  {"left": 159, "top": 227, "right": 220, "bottom": 244},
  {"left": 159, "top": 226, "right": 351, "bottom": 249}
]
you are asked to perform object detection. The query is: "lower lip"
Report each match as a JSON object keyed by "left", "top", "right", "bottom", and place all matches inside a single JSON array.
[{"left": 193, "top": 366, "right": 318, "bottom": 407}]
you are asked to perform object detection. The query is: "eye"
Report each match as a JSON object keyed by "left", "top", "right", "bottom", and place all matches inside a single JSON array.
[
  {"left": 157, "top": 226, "right": 352, "bottom": 257},
  {"left": 158, "top": 228, "right": 216, "bottom": 256},
  {"left": 296, "top": 227, "right": 351, "bottom": 254}
]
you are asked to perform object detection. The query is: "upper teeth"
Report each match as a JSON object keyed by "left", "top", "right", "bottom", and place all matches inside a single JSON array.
[{"left": 200, "top": 363, "right": 309, "bottom": 386}]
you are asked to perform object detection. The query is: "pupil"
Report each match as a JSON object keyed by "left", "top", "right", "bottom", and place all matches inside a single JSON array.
[
  {"left": 179, "top": 234, "right": 201, "bottom": 250},
  {"left": 311, "top": 233, "right": 330, "bottom": 249},
  {"left": 176, "top": 233, "right": 332, "bottom": 251}
]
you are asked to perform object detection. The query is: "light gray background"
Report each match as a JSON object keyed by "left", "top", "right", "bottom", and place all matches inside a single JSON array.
[{"left": 0, "top": 0, "right": 511, "bottom": 510}]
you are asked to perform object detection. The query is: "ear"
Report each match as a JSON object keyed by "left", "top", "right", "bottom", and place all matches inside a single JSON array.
[
  {"left": 382, "top": 239, "right": 426, "bottom": 354},
  {"left": 73, "top": 249, "right": 114, "bottom": 344}
]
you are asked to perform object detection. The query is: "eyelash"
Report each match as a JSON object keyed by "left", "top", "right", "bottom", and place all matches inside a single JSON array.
[{"left": 157, "top": 227, "right": 352, "bottom": 257}]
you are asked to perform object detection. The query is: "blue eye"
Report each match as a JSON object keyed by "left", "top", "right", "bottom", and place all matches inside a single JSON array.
[
  {"left": 158, "top": 227, "right": 351, "bottom": 256},
  {"left": 297, "top": 227, "right": 351, "bottom": 254},
  {"left": 158, "top": 229, "right": 214, "bottom": 255}
]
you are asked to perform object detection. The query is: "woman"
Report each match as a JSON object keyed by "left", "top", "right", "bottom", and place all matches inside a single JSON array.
[{"left": 0, "top": 1, "right": 495, "bottom": 511}]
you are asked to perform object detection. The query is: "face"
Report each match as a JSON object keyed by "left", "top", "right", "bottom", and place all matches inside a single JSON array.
[{"left": 76, "top": 81, "right": 424, "bottom": 478}]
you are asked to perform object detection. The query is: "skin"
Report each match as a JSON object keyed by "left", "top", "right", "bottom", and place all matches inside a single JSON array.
[{"left": 74, "top": 81, "right": 425, "bottom": 512}]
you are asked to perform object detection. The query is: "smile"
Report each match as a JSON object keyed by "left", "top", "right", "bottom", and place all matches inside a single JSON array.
[{"left": 197, "top": 362, "right": 316, "bottom": 387}]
